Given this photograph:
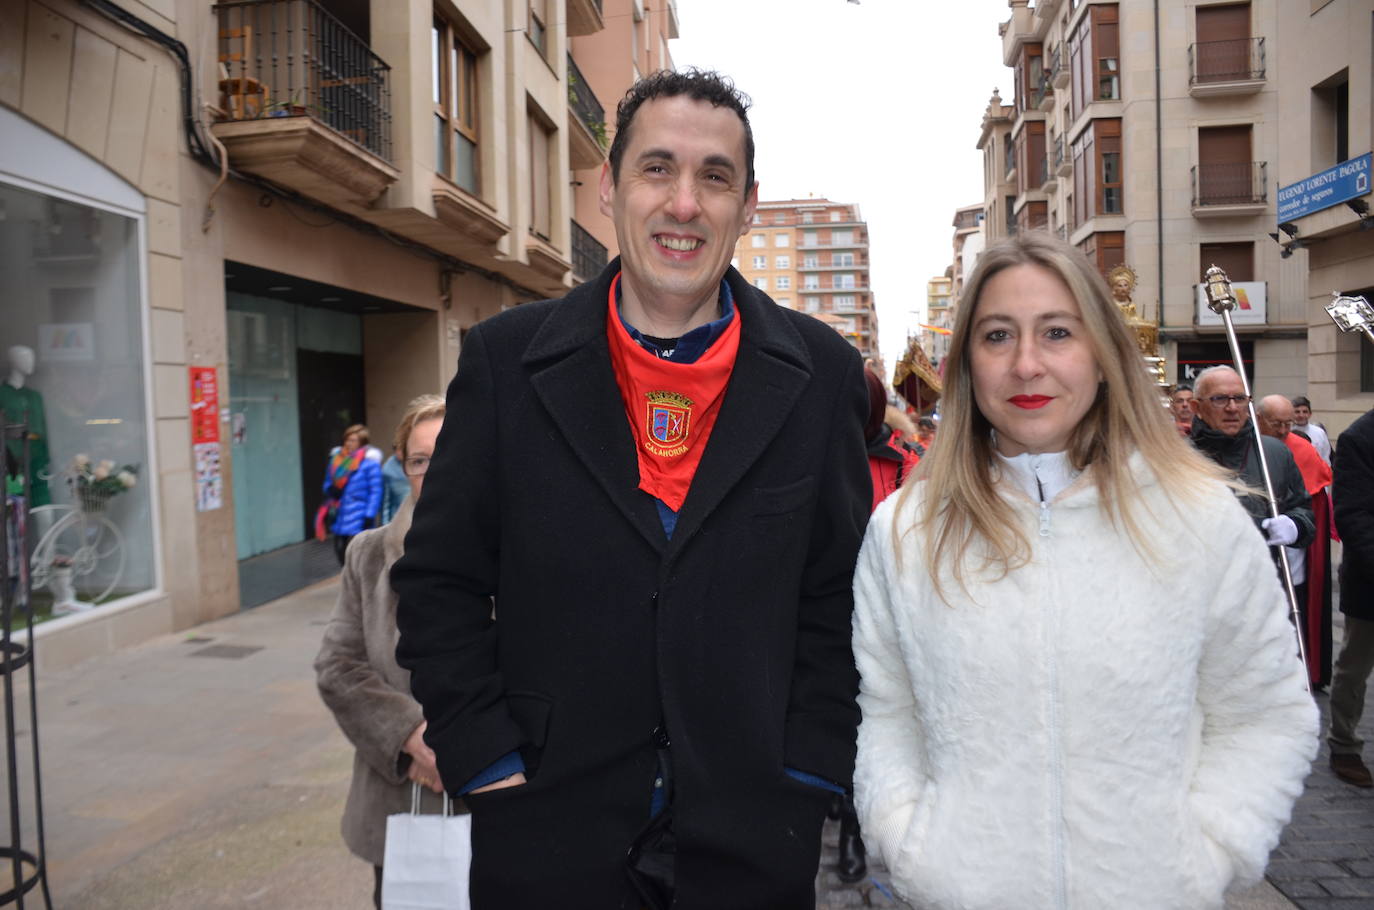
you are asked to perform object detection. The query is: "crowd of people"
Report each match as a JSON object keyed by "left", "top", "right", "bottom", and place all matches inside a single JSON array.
[{"left": 303, "top": 68, "right": 1371, "bottom": 910}]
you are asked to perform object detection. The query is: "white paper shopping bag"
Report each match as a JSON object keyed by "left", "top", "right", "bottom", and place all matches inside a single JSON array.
[{"left": 381, "top": 786, "right": 472, "bottom": 910}]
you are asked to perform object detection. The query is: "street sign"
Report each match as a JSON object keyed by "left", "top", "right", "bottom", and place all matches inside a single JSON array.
[{"left": 1277, "top": 152, "right": 1371, "bottom": 222}]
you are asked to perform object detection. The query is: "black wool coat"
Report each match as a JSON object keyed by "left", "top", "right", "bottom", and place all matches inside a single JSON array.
[
  {"left": 392, "top": 260, "right": 871, "bottom": 910},
  {"left": 1334, "top": 408, "right": 1374, "bottom": 621}
]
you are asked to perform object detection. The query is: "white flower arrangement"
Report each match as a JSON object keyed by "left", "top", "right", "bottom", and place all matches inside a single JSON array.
[{"left": 69, "top": 454, "right": 139, "bottom": 511}]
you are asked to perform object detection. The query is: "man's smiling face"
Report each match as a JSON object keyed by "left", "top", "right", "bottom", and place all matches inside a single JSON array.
[{"left": 600, "top": 95, "right": 757, "bottom": 317}]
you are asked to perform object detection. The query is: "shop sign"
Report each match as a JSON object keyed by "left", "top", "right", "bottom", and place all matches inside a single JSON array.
[{"left": 1195, "top": 281, "right": 1267, "bottom": 326}]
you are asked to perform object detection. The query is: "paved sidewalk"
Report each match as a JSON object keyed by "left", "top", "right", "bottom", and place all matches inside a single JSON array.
[
  {"left": 0, "top": 577, "right": 1351, "bottom": 909},
  {"left": 9, "top": 579, "right": 371, "bottom": 909}
]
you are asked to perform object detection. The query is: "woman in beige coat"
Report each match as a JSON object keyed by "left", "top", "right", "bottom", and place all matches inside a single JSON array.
[{"left": 315, "top": 394, "right": 452, "bottom": 908}]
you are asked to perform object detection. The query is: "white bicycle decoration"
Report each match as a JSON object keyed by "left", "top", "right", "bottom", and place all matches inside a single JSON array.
[{"left": 27, "top": 461, "right": 135, "bottom": 608}]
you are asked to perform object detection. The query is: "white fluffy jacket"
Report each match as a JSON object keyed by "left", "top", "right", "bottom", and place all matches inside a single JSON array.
[{"left": 852, "top": 456, "right": 1318, "bottom": 910}]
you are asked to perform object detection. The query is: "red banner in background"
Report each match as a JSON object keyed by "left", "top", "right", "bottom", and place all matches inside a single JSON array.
[{"left": 189, "top": 366, "right": 220, "bottom": 444}]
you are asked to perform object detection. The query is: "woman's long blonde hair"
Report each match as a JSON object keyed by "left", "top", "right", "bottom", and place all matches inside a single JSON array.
[{"left": 897, "top": 232, "right": 1227, "bottom": 595}]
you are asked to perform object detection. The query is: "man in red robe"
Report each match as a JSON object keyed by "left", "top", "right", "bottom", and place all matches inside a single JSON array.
[{"left": 1260, "top": 394, "right": 1334, "bottom": 689}]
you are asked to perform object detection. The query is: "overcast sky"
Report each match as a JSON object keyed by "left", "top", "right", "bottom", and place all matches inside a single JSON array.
[{"left": 672, "top": 0, "right": 1013, "bottom": 372}]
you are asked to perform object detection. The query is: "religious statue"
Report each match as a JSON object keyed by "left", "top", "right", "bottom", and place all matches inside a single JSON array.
[{"left": 1106, "top": 264, "right": 1167, "bottom": 388}]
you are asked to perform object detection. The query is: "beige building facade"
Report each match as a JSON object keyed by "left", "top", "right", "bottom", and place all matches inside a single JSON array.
[
  {"left": 1274, "top": 0, "right": 1374, "bottom": 436},
  {"left": 0, "top": 0, "right": 674, "bottom": 668},
  {"left": 733, "top": 198, "right": 882, "bottom": 364},
  {"left": 990, "top": 0, "right": 1310, "bottom": 397}
]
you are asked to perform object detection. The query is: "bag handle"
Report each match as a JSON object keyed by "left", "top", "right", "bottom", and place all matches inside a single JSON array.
[{"left": 409, "top": 782, "right": 453, "bottom": 817}]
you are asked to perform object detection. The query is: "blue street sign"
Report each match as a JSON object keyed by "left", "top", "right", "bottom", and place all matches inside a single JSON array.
[{"left": 1277, "top": 152, "right": 1371, "bottom": 222}]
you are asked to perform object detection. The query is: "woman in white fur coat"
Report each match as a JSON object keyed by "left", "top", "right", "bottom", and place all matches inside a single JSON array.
[{"left": 851, "top": 232, "right": 1318, "bottom": 910}]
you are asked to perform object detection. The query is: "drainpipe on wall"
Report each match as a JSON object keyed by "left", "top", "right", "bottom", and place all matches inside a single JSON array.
[{"left": 1154, "top": 0, "right": 1166, "bottom": 337}]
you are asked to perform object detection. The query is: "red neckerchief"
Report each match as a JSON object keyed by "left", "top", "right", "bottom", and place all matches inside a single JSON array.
[{"left": 605, "top": 273, "right": 742, "bottom": 512}]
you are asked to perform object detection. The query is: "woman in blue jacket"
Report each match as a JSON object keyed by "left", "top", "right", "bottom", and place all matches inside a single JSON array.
[{"left": 319, "top": 423, "right": 383, "bottom": 565}]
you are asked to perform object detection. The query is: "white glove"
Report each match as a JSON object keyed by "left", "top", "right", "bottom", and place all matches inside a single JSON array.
[{"left": 1261, "top": 515, "right": 1299, "bottom": 547}]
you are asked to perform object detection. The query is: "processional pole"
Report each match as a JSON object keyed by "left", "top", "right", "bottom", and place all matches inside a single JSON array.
[{"left": 1202, "top": 266, "right": 1309, "bottom": 693}]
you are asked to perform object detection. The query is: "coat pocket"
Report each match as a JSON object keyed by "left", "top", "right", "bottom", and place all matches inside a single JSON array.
[
  {"left": 751, "top": 476, "right": 816, "bottom": 517},
  {"left": 507, "top": 690, "right": 554, "bottom": 778}
]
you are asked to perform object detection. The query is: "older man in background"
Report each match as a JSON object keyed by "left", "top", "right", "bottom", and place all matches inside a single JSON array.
[
  {"left": 1259, "top": 394, "right": 1333, "bottom": 690},
  {"left": 1189, "top": 367, "right": 1314, "bottom": 553}
]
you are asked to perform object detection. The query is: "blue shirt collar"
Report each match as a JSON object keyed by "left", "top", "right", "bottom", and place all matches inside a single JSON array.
[{"left": 614, "top": 278, "right": 736, "bottom": 364}]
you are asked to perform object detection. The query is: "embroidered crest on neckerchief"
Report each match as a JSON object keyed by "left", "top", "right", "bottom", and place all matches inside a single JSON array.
[{"left": 645, "top": 391, "right": 693, "bottom": 457}]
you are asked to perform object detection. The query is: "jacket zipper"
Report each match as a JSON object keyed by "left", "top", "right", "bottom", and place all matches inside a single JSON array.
[{"left": 1035, "top": 464, "right": 1068, "bottom": 909}]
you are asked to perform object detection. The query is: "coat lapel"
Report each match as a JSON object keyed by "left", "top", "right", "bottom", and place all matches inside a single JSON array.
[
  {"left": 524, "top": 262, "right": 666, "bottom": 553},
  {"left": 665, "top": 275, "right": 812, "bottom": 558}
]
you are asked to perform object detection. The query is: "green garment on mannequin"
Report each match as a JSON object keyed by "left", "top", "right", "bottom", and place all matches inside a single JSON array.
[{"left": 0, "top": 382, "right": 51, "bottom": 506}]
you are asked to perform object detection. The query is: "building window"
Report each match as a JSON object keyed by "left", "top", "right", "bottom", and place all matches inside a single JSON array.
[
  {"left": 731, "top": 257, "right": 739, "bottom": 269},
  {"left": 804, "top": 297, "right": 820, "bottom": 313},
  {"left": 775, "top": 213, "right": 787, "bottom": 224},
  {"left": 833, "top": 252, "right": 854, "bottom": 267},
  {"left": 751, "top": 234, "right": 766, "bottom": 248},
  {"left": 830, "top": 212, "right": 842, "bottom": 222},
  {"left": 776, "top": 276, "right": 791, "bottom": 290},
  {"left": 775, "top": 255, "right": 790, "bottom": 269},
  {"left": 831, "top": 230, "right": 853, "bottom": 247},
  {"left": 836, "top": 273, "right": 856, "bottom": 290},
  {"left": 775, "top": 233, "right": 790, "bottom": 247},
  {"left": 1069, "top": 4, "right": 1119, "bottom": 118},
  {"left": 1096, "top": 7, "right": 1119, "bottom": 100},
  {"left": 528, "top": 110, "right": 553, "bottom": 240},
  {"left": 752, "top": 213, "right": 762, "bottom": 224},
  {"left": 434, "top": 15, "right": 480, "bottom": 194},
  {"left": 527, "top": 0, "right": 548, "bottom": 57},
  {"left": 802, "top": 255, "right": 818, "bottom": 268},
  {"left": 802, "top": 232, "right": 818, "bottom": 248},
  {"left": 803, "top": 275, "right": 820, "bottom": 290},
  {"left": 1312, "top": 72, "right": 1350, "bottom": 170},
  {"left": 1197, "top": 124, "right": 1254, "bottom": 205},
  {"left": 752, "top": 255, "right": 767, "bottom": 269},
  {"left": 1079, "top": 231, "right": 1125, "bottom": 277},
  {"left": 802, "top": 212, "right": 814, "bottom": 224},
  {"left": 754, "top": 278, "right": 768, "bottom": 290},
  {"left": 834, "top": 295, "right": 857, "bottom": 310},
  {"left": 776, "top": 297, "right": 791, "bottom": 308},
  {"left": 1200, "top": 242, "right": 1254, "bottom": 282}
]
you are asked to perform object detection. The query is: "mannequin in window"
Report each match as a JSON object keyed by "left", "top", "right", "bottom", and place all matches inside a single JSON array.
[{"left": 1, "top": 346, "right": 51, "bottom": 505}]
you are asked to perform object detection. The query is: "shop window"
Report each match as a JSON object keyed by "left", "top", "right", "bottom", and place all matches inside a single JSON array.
[
  {"left": 1, "top": 180, "right": 156, "bottom": 618},
  {"left": 434, "top": 14, "right": 481, "bottom": 194}
]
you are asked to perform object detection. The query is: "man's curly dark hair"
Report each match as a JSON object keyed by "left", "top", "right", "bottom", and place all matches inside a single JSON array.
[{"left": 608, "top": 68, "right": 755, "bottom": 196}]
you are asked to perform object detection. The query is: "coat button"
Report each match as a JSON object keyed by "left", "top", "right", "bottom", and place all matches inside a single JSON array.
[{"left": 651, "top": 724, "right": 670, "bottom": 748}]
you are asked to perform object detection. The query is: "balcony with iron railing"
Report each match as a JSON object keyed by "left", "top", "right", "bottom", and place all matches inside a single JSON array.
[
  {"left": 1033, "top": 71, "right": 1053, "bottom": 111},
  {"left": 1049, "top": 46, "right": 1069, "bottom": 89},
  {"left": 212, "top": 0, "right": 398, "bottom": 205},
  {"left": 571, "top": 221, "right": 608, "bottom": 284},
  {"left": 1054, "top": 135, "right": 1071, "bottom": 177},
  {"left": 567, "top": 54, "right": 608, "bottom": 169},
  {"left": 1191, "top": 161, "right": 1268, "bottom": 216},
  {"left": 1188, "top": 37, "right": 1266, "bottom": 96}
]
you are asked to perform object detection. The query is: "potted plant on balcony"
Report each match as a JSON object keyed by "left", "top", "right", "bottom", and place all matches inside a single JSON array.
[{"left": 263, "top": 91, "right": 327, "bottom": 119}]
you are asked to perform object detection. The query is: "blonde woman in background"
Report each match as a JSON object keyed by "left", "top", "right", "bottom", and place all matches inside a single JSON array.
[
  {"left": 851, "top": 233, "right": 1317, "bottom": 910},
  {"left": 315, "top": 394, "right": 451, "bottom": 909}
]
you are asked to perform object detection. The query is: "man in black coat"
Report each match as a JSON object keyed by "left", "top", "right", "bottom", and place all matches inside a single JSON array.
[
  {"left": 392, "top": 70, "right": 870, "bottom": 909},
  {"left": 1330, "top": 407, "right": 1374, "bottom": 788},
  {"left": 1189, "top": 366, "right": 1314, "bottom": 549}
]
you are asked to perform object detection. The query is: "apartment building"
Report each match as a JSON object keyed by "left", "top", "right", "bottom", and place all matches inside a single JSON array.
[
  {"left": 1274, "top": 0, "right": 1374, "bottom": 435},
  {"left": 988, "top": 0, "right": 1308, "bottom": 394},
  {"left": 733, "top": 198, "right": 882, "bottom": 364},
  {"left": 0, "top": 0, "right": 676, "bottom": 667},
  {"left": 925, "top": 273, "right": 955, "bottom": 366}
]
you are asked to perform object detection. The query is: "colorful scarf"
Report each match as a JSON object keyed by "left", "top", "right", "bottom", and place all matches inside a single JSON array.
[
  {"left": 605, "top": 273, "right": 741, "bottom": 512},
  {"left": 314, "top": 447, "right": 365, "bottom": 540}
]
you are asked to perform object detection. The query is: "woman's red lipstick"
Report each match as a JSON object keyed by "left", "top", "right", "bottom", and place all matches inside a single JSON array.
[{"left": 1009, "top": 395, "right": 1053, "bottom": 410}]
